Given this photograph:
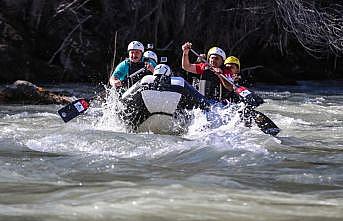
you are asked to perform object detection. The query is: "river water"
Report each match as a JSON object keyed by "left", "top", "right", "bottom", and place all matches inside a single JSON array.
[{"left": 0, "top": 81, "right": 342, "bottom": 221}]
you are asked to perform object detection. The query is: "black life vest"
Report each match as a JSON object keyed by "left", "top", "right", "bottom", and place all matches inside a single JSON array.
[
  {"left": 200, "top": 67, "right": 220, "bottom": 100},
  {"left": 124, "top": 59, "right": 152, "bottom": 88},
  {"left": 199, "top": 66, "right": 231, "bottom": 101}
]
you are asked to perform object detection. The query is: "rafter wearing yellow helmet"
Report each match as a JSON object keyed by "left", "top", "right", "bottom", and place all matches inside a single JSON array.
[
  {"left": 224, "top": 56, "right": 240, "bottom": 70},
  {"left": 224, "top": 56, "right": 241, "bottom": 83}
]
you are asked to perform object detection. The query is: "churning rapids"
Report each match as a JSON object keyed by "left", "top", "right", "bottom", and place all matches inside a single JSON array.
[{"left": 0, "top": 80, "right": 343, "bottom": 221}]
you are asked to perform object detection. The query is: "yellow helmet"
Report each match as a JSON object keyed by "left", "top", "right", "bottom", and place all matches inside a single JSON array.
[
  {"left": 207, "top": 47, "right": 226, "bottom": 61},
  {"left": 224, "top": 56, "right": 240, "bottom": 70}
]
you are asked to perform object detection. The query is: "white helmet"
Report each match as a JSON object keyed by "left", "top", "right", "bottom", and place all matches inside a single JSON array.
[
  {"left": 153, "top": 64, "right": 171, "bottom": 76},
  {"left": 127, "top": 41, "right": 144, "bottom": 52},
  {"left": 143, "top": 50, "right": 158, "bottom": 63},
  {"left": 207, "top": 47, "right": 226, "bottom": 61}
]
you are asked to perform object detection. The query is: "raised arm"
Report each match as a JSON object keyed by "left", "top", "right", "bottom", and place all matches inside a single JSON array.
[{"left": 181, "top": 42, "right": 198, "bottom": 74}]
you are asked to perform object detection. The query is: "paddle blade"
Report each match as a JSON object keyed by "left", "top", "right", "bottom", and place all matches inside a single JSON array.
[
  {"left": 235, "top": 86, "right": 264, "bottom": 107},
  {"left": 252, "top": 110, "right": 280, "bottom": 136},
  {"left": 57, "top": 99, "right": 90, "bottom": 123}
]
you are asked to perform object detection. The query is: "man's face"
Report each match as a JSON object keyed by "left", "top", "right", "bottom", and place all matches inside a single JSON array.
[
  {"left": 209, "top": 55, "right": 223, "bottom": 68},
  {"left": 225, "top": 63, "right": 239, "bottom": 74},
  {"left": 225, "top": 63, "right": 240, "bottom": 81},
  {"left": 129, "top": 49, "right": 142, "bottom": 62}
]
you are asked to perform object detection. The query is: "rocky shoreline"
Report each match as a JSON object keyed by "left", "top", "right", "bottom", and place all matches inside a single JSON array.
[{"left": 0, "top": 80, "right": 72, "bottom": 104}]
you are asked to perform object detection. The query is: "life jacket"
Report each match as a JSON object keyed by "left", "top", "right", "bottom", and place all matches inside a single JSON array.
[
  {"left": 198, "top": 65, "right": 231, "bottom": 101},
  {"left": 123, "top": 59, "right": 148, "bottom": 88}
]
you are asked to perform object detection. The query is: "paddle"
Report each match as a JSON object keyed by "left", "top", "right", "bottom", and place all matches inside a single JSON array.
[
  {"left": 58, "top": 67, "right": 147, "bottom": 123},
  {"left": 57, "top": 90, "right": 106, "bottom": 123},
  {"left": 58, "top": 98, "right": 90, "bottom": 122},
  {"left": 252, "top": 110, "right": 280, "bottom": 136},
  {"left": 241, "top": 108, "right": 280, "bottom": 136},
  {"left": 190, "top": 49, "right": 264, "bottom": 108}
]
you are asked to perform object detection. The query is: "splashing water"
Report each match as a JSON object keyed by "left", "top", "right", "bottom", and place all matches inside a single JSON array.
[
  {"left": 1, "top": 81, "right": 343, "bottom": 220},
  {"left": 92, "top": 87, "right": 128, "bottom": 133}
]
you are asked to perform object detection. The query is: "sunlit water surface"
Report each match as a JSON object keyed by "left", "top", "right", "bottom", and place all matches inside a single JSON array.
[{"left": 0, "top": 81, "right": 343, "bottom": 221}]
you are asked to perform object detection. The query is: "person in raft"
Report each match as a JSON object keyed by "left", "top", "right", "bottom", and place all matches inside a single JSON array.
[
  {"left": 109, "top": 41, "right": 157, "bottom": 89},
  {"left": 181, "top": 42, "right": 236, "bottom": 102}
]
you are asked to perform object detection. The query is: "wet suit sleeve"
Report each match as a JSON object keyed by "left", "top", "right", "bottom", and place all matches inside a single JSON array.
[{"left": 112, "top": 60, "right": 129, "bottom": 81}]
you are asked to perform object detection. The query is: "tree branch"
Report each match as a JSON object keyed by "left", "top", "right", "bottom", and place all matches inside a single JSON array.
[{"left": 48, "top": 15, "right": 92, "bottom": 64}]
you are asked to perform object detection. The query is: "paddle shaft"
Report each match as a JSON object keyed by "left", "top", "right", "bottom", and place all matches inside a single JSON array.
[{"left": 128, "top": 67, "right": 146, "bottom": 78}]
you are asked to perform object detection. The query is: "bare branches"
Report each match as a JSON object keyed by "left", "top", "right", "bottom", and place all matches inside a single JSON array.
[
  {"left": 48, "top": 15, "right": 91, "bottom": 64},
  {"left": 221, "top": 6, "right": 269, "bottom": 14},
  {"left": 229, "top": 27, "right": 260, "bottom": 55},
  {"left": 110, "top": 31, "right": 118, "bottom": 78},
  {"left": 55, "top": 0, "right": 80, "bottom": 17},
  {"left": 241, "top": 65, "right": 264, "bottom": 73},
  {"left": 55, "top": 0, "right": 92, "bottom": 17},
  {"left": 275, "top": 0, "right": 343, "bottom": 58},
  {"left": 138, "top": 5, "right": 159, "bottom": 24}
]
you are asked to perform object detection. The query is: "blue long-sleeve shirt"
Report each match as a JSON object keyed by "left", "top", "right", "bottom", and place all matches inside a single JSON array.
[{"left": 112, "top": 58, "right": 157, "bottom": 81}]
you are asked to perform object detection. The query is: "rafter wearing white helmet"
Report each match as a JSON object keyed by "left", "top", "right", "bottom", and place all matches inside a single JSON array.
[
  {"left": 153, "top": 64, "right": 171, "bottom": 76},
  {"left": 143, "top": 51, "right": 158, "bottom": 63},
  {"left": 207, "top": 47, "right": 226, "bottom": 61},
  {"left": 110, "top": 40, "right": 157, "bottom": 88},
  {"left": 127, "top": 41, "right": 144, "bottom": 53}
]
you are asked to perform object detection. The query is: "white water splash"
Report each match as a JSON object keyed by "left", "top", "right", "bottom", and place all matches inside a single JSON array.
[
  {"left": 92, "top": 88, "right": 128, "bottom": 133},
  {"left": 185, "top": 102, "right": 267, "bottom": 154}
]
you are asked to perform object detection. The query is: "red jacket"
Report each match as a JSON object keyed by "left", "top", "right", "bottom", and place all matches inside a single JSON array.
[{"left": 194, "top": 63, "right": 233, "bottom": 78}]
